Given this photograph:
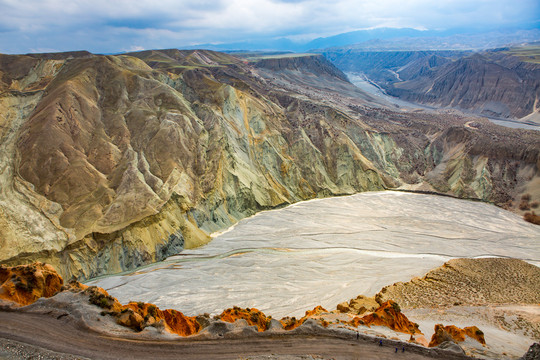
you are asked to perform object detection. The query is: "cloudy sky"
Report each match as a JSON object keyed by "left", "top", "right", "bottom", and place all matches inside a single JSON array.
[{"left": 0, "top": 0, "right": 538, "bottom": 54}]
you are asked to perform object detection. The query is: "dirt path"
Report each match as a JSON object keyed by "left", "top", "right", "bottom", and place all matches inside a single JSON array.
[{"left": 0, "top": 311, "right": 470, "bottom": 360}]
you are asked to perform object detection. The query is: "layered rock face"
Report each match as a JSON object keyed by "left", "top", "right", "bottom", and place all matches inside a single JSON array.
[
  {"left": 320, "top": 50, "right": 469, "bottom": 86},
  {"left": 0, "top": 49, "right": 539, "bottom": 280},
  {"left": 387, "top": 52, "right": 540, "bottom": 121}
]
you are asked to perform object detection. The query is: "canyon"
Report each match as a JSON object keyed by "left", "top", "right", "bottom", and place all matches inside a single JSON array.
[
  {"left": 1, "top": 49, "right": 539, "bottom": 281},
  {"left": 320, "top": 45, "right": 540, "bottom": 125}
]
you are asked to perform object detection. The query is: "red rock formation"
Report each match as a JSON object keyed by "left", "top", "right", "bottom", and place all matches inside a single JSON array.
[
  {"left": 218, "top": 306, "right": 270, "bottom": 332},
  {"left": 429, "top": 324, "right": 486, "bottom": 347},
  {"left": 161, "top": 309, "right": 201, "bottom": 336},
  {"left": 349, "top": 300, "right": 421, "bottom": 335},
  {"left": 0, "top": 263, "right": 63, "bottom": 306},
  {"left": 86, "top": 294, "right": 201, "bottom": 336},
  {"left": 304, "top": 305, "right": 328, "bottom": 317},
  {"left": 279, "top": 306, "right": 329, "bottom": 330},
  {"left": 63, "top": 282, "right": 201, "bottom": 336},
  {"left": 280, "top": 316, "right": 305, "bottom": 331}
]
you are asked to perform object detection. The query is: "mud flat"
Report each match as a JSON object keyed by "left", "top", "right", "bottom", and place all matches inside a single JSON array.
[{"left": 88, "top": 191, "right": 539, "bottom": 318}]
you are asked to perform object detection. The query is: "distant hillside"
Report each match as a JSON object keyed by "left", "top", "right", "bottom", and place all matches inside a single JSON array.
[
  {"left": 321, "top": 45, "right": 540, "bottom": 123},
  {"left": 388, "top": 50, "right": 540, "bottom": 121}
]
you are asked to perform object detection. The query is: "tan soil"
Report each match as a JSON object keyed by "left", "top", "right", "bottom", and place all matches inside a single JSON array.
[{"left": 376, "top": 258, "right": 540, "bottom": 309}]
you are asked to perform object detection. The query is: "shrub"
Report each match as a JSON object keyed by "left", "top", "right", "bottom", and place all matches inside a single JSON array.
[
  {"left": 519, "top": 201, "right": 530, "bottom": 211},
  {"left": 524, "top": 212, "right": 540, "bottom": 225},
  {"left": 89, "top": 291, "right": 115, "bottom": 309}
]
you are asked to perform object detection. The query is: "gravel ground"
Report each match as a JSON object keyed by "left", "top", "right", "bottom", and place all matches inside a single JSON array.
[{"left": 0, "top": 338, "right": 90, "bottom": 360}]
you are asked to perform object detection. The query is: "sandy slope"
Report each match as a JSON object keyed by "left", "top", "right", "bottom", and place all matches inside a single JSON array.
[{"left": 373, "top": 258, "right": 540, "bottom": 359}]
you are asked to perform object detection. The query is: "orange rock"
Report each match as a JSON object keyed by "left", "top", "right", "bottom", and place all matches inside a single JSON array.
[
  {"left": 304, "top": 305, "right": 328, "bottom": 317},
  {"left": 280, "top": 316, "right": 305, "bottom": 330},
  {"left": 348, "top": 300, "right": 421, "bottom": 335},
  {"left": 162, "top": 309, "right": 201, "bottom": 336},
  {"left": 279, "top": 305, "right": 329, "bottom": 330},
  {"left": 116, "top": 308, "right": 146, "bottom": 331},
  {"left": 464, "top": 326, "right": 486, "bottom": 345},
  {"left": 219, "top": 306, "right": 270, "bottom": 332},
  {"left": 62, "top": 279, "right": 89, "bottom": 292},
  {"left": 107, "top": 300, "right": 200, "bottom": 336},
  {"left": 429, "top": 324, "right": 486, "bottom": 347},
  {"left": 0, "top": 263, "right": 63, "bottom": 306}
]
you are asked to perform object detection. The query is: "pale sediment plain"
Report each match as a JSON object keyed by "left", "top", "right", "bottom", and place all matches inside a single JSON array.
[{"left": 89, "top": 191, "right": 540, "bottom": 319}]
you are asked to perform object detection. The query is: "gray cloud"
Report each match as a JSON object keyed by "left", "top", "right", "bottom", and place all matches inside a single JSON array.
[{"left": 0, "top": 0, "right": 538, "bottom": 53}]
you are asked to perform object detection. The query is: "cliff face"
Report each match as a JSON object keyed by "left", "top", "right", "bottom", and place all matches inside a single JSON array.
[
  {"left": 388, "top": 53, "right": 540, "bottom": 120},
  {"left": 320, "top": 50, "right": 469, "bottom": 86},
  {"left": 0, "top": 50, "right": 539, "bottom": 280}
]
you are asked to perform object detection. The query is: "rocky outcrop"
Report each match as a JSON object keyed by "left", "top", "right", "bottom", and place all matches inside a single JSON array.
[
  {"left": 252, "top": 54, "right": 349, "bottom": 82},
  {"left": 218, "top": 306, "right": 271, "bottom": 332},
  {"left": 337, "top": 295, "right": 379, "bottom": 315},
  {"left": 0, "top": 263, "right": 63, "bottom": 306},
  {"left": 1, "top": 49, "right": 539, "bottom": 280},
  {"left": 279, "top": 306, "right": 329, "bottom": 330},
  {"left": 520, "top": 343, "right": 540, "bottom": 360},
  {"left": 67, "top": 282, "right": 201, "bottom": 336},
  {"left": 349, "top": 300, "right": 421, "bottom": 335},
  {"left": 376, "top": 258, "right": 540, "bottom": 308},
  {"left": 429, "top": 324, "right": 486, "bottom": 347}
]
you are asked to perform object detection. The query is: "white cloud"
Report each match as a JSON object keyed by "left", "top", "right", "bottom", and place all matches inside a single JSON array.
[{"left": 0, "top": 0, "right": 538, "bottom": 53}]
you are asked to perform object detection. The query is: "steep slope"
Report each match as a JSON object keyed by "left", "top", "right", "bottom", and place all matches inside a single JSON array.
[
  {"left": 320, "top": 47, "right": 540, "bottom": 123},
  {"left": 376, "top": 258, "right": 540, "bottom": 308},
  {"left": 320, "top": 50, "right": 469, "bottom": 86},
  {"left": 0, "top": 50, "right": 539, "bottom": 280},
  {"left": 388, "top": 52, "right": 540, "bottom": 121}
]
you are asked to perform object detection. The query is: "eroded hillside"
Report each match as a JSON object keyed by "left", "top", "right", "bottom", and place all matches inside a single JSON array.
[
  {"left": 321, "top": 47, "right": 540, "bottom": 123},
  {"left": 0, "top": 49, "right": 538, "bottom": 279}
]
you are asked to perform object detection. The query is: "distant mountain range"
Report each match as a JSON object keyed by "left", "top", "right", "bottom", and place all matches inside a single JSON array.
[{"left": 188, "top": 28, "right": 540, "bottom": 52}]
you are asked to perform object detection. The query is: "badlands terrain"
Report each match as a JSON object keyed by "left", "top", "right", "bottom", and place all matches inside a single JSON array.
[
  {"left": 1, "top": 49, "right": 539, "bottom": 280},
  {"left": 320, "top": 44, "right": 540, "bottom": 125},
  {"left": 0, "top": 47, "right": 539, "bottom": 359}
]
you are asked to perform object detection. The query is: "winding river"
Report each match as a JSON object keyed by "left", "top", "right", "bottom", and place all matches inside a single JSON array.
[
  {"left": 346, "top": 72, "right": 540, "bottom": 131},
  {"left": 88, "top": 191, "right": 540, "bottom": 318}
]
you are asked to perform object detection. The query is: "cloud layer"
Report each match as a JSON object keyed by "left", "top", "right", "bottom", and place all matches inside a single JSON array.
[{"left": 0, "top": 0, "right": 538, "bottom": 53}]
